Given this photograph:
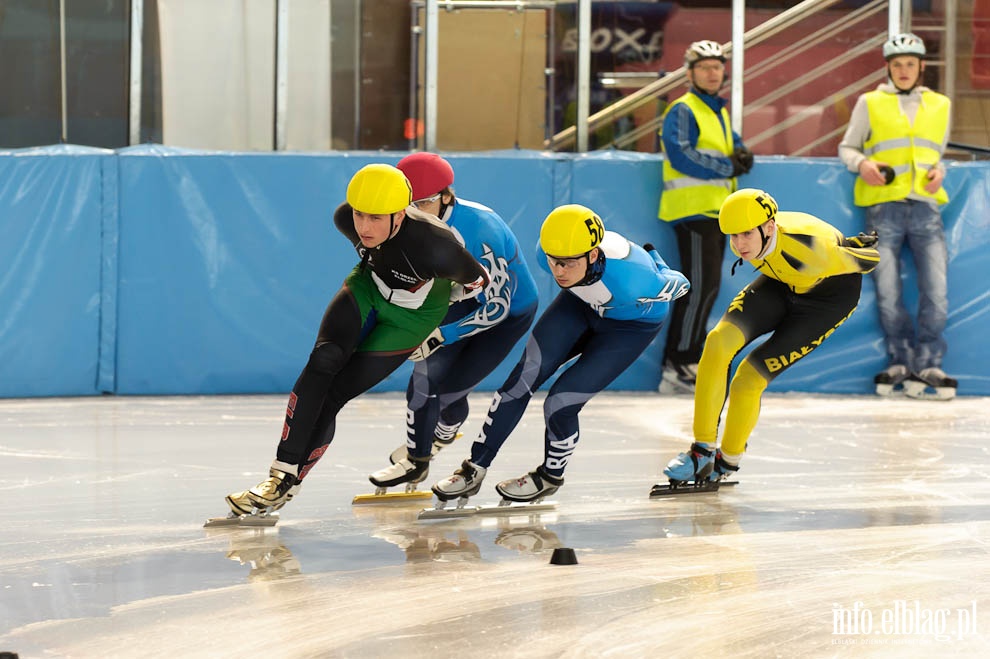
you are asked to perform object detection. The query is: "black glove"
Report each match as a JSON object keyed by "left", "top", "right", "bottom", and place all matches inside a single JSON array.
[
  {"left": 642, "top": 243, "right": 656, "bottom": 252},
  {"left": 878, "top": 165, "right": 895, "bottom": 185},
  {"left": 843, "top": 231, "right": 879, "bottom": 249},
  {"left": 729, "top": 147, "right": 754, "bottom": 177}
]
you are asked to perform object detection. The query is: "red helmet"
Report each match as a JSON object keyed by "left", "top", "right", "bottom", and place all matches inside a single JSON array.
[{"left": 396, "top": 152, "right": 455, "bottom": 201}]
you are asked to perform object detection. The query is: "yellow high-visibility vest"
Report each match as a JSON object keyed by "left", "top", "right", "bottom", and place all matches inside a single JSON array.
[
  {"left": 658, "top": 93, "right": 735, "bottom": 222},
  {"left": 854, "top": 90, "right": 950, "bottom": 206}
]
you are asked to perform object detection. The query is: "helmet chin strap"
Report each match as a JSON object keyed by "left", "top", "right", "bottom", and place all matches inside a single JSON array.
[
  {"left": 386, "top": 212, "right": 401, "bottom": 242},
  {"left": 730, "top": 225, "right": 773, "bottom": 276},
  {"left": 757, "top": 226, "right": 771, "bottom": 256}
]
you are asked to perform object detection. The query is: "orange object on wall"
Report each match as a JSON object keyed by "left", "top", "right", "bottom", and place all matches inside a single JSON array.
[{"left": 974, "top": 0, "right": 990, "bottom": 89}]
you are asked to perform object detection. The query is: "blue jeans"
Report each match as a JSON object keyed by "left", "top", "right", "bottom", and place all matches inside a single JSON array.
[{"left": 865, "top": 200, "right": 948, "bottom": 371}]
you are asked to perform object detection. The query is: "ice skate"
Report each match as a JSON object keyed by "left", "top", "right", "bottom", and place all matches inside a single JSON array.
[
  {"left": 651, "top": 444, "right": 737, "bottom": 497},
  {"left": 662, "top": 442, "right": 716, "bottom": 483},
  {"left": 496, "top": 466, "right": 563, "bottom": 503},
  {"left": 387, "top": 431, "right": 462, "bottom": 465},
  {"left": 205, "top": 467, "right": 299, "bottom": 527},
  {"left": 352, "top": 455, "right": 432, "bottom": 505},
  {"left": 874, "top": 364, "right": 910, "bottom": 396},
  {"left": 658, "top": 361, "right": 697, "bottom": 395},
  {"left": 432, "top": 460, "right": 487, "bottom": 502},
  {"left": 903, "top": 367, "right": 957, "bottom": 401},
  {"left": 416, "top": 460, "right": 487, "bottom": 519},
  {"left": 419, "top": 463, "right": 558, "bottom": 520}
]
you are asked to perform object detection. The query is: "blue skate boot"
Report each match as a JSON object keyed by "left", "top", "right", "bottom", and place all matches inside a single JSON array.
[
  {"left": 663, "top": 443, "right": 716, "bottom": 483},
  {"left": 652, "top": 444, "right": 736, "bottom": 497}
]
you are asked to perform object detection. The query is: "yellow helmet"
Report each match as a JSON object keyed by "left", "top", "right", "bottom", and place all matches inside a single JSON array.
[
  {"left": 346, "top": 164, "right": 412, "bottom": 214},
  {"left": 539, "top": 204, "right": 605, "bottom": 257},
  {"left": 718, "top": 188, "right": 778, "bottom": 234}
]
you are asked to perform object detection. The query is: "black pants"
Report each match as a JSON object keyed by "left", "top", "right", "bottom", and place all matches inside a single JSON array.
[{"left": 663, "top": 218, "right": 725, "bottom": 366}]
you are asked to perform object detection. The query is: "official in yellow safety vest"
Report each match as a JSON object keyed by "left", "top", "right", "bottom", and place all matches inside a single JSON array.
[
  {"left": 839, "top": 32, "right": 956, "bottom": 400},
  {"left": 656, "top": 40, "right": 754, "bottom": 397}
]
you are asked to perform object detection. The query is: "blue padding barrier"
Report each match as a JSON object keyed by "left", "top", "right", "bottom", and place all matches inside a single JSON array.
[
  {"left": 0, "top": 145, "right": 987, "bottom": 397},
  {"left": 0, "top": 146, "right": 110, "bottom": 397}
]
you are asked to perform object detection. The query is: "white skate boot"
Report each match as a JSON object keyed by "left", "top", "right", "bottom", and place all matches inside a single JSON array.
[
  {"left": 432, "top": 460, "right": 487, "bottom": 502},
  {"left": 495, "top": 467, "right": 564, "bottom": 503},
  {"left": 874, "top": 364, "right": 910, "bottom": 396},
  {"left": 658, "top": 361, "right": 697, "bottom": 395},
  {"left": 352, "top": 455, "right": 432, "bottom": 505},
  {"left": 369, "top": 455, "right": 430, "bottom": 489},
  {"left": 903, "top": 367, "right": 957, "bottom": 401}
]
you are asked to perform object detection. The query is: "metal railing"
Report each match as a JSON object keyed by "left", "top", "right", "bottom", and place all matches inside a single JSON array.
[
  {"left": 552, "top": 0, "right": 959, "bottom": 156},
  {"left": 545, "top": 0, "right": 848, "bottom": 151}
]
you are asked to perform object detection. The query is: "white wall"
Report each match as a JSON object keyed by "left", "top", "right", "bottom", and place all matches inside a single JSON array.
[{"left": 158, "top": 0, "right": 331, "bottom": 150}]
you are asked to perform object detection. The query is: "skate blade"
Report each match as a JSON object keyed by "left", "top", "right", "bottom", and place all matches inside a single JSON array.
[
  {"left": 204, "top": 512, "right": 279, "bottom": 528},
  {"left": 418, "top": 501, "right": 557, "bottom": 521},
  {"left": 352, "top": 490, "right": 433, "bottom": 505},
  {"left": 649, "top": 480, "right": 737, "bottom": 498}
]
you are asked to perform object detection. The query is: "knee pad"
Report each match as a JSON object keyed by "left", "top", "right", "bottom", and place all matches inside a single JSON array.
[{"left": 308, "top": 341, "right": 347, "bottom": 375}]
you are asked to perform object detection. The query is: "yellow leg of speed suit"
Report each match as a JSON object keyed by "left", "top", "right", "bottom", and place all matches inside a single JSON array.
[{"left": 692, "top": 319, "right": 769, "bottom": 459}]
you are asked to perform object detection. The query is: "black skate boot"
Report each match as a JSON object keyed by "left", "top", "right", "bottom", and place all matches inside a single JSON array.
[
  {"left": 874, "top": 364, "right": 910, "bottom": 396},
  {"left": 904, "top": 367, "right": 957, "bottom": 401}
]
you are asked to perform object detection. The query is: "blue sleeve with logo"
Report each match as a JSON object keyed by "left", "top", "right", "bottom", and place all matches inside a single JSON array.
[{"left": 438, "top": 199, "right": 539, "bottom": 344}]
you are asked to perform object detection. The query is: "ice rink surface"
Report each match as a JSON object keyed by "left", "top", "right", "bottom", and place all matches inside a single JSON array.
[{"left": 1, "top": 391, "right": 988, "bottom": 658}]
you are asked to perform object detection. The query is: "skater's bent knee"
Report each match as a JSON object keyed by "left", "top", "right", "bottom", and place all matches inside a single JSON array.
[
  {"left": 706, "top": 321, "right": 746, "bottom": 357},
  {"left": 309, "top": 341, "right": 347, "bottom": 374},
  {"left": 730, "top": 360, "right": 768, "bottom": 396}
]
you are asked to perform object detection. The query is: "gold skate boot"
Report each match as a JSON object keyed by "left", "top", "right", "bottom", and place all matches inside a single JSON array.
[{"left": 225, "top": 468, "right": 299, "bottom": 515}]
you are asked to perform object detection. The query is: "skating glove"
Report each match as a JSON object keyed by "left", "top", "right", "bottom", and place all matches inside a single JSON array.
[
  {"left": 729, "top": 147, "right": 754, "bottom": 177},
  {"left": 450, "top": 268, "right": 491, "bottom": 302},
  {"left": 408, "top": 327, "right": 444, "bottom": 362},
  {"left": 843, "top": 231, "right": 879, "bottom": 249}
]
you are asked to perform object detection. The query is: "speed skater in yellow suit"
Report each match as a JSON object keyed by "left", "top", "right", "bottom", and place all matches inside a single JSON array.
[{"left": 663, "top": 188, "right": 880, "bottom": 485}]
